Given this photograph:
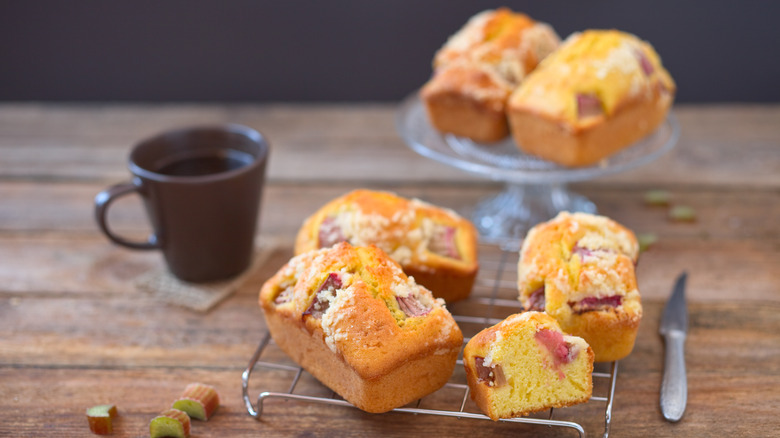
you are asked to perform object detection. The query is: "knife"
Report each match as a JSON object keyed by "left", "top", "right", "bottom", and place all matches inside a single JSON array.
[{"left": 659, "top": 272, "right": 688, "bottom": 422}]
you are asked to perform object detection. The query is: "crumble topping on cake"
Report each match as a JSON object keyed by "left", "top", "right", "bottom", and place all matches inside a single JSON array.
[
  {"left": 320, "top": 285, "right": 357, "bottom": 353},
  {"left": 259, "top": 241, "right": 464, "bottom": 413},
  {"left": 433, "top": 8, "right": 550, "bottom": 87},
  {"left": 509, "top": 29, "right": 675, "bottom": 126},
  {"left": 517, "top": 211, "right": 643, "bottom": 362},
  {"left": 390, "top": 276, "right": 438, "bottom": 318},
  {"left": 295, "top": 190, "right": 479, "bottom": 303},
  {"left": 435, "top": 10, "right": 495, "bottom": 64},
  {"left": 319, "top": 200, "right": 465, "bottom": 266}
]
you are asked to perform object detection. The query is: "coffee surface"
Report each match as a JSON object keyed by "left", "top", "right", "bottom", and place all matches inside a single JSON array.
[{"left": 157, "top": 150, "right": 252, "bottom": 177}]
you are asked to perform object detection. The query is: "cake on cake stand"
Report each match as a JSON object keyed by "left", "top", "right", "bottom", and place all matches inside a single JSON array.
[{"left": 396, "top": 93, "right": 680, "bottom": 242}]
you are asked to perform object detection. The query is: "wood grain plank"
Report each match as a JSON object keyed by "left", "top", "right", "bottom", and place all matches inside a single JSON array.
[
  {"left": 1, "top": 181, "right": 777, "bottom": 301},
  {"left": 0, "top": 232, "right": 776, "bottom": 302},
  {"left": 0, "top": 254, "right": 279, "bottom": 367},
  {"left": 1, "top": 181, "right": 778, "bottom": 239},
  {"left": 1, "top": 103, "right": 778, "bottom": 437},
  {"left": 1, "top": 104, "right": 778, "bottom": 186},
  {"left": 1, "top": 300, "right": 778, "bottom": 437},
  {"left": 0, "top": 365, "right": 610, "bottom": 438}
]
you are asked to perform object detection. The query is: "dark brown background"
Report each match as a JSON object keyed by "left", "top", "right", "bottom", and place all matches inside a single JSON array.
[{"left": 1, "top": 0, "right": 777, "bottom": 103}]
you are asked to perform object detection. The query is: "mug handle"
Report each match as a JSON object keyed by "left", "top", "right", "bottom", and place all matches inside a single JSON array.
[{"left": 94, "top": 182, "right": 160, "bottom": 250}]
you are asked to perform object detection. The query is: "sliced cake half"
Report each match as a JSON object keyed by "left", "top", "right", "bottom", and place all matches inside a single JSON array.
[{"left": 463, "top": 311, "right": 594, "bottom": 420}]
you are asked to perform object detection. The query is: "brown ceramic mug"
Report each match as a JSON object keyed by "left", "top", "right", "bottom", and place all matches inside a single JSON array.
[{"left": 95, "top": 124, "right": 269, "bottom": 282}]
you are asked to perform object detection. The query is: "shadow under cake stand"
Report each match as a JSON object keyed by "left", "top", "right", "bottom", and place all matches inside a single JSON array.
[{"left": 396, "top": 93, "right": 680, "bottom": 242}]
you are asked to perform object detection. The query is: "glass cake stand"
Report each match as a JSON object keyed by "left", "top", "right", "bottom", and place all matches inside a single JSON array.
[{"left": 395, "top": 93, "right": 680, "bottom": 241}]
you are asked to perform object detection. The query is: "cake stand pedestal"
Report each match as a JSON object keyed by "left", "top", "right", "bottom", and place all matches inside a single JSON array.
[
  {"left": 471, "top": 182, "right": 596, "bottom": 241},
  {"left": 396, "top": 93, "right": 680, "bottom": 242}
]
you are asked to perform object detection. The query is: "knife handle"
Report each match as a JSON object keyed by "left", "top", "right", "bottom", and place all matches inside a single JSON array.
[{"left": 661, "top": 331, "right": 687, "bottom": 422}]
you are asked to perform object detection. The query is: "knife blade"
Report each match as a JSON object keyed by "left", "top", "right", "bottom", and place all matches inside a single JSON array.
[{"left": 659, "top": 271, "right": 688, "bottom": 422}]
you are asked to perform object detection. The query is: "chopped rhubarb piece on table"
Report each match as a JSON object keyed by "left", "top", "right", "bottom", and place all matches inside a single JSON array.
[
  {"left": 669, "top": 205, "right": 697, "bottom": 222},
  {"left": 172, "top": 383, "right": 220, "bottom": 421},
  {"left": 86, "top": 404, "right": 117, "bottom": 435},
  {"left": 644, "top": 189, "right": 671, "bottom": 206},
  {"left": 576, "top": 93, "right": 604, "bottom": 119},
  {"left": 637, "top": 233, "right": 658, "bottom": 252},
  {"left": 150, "top": 408, "right": 191, "bottom": 438}
]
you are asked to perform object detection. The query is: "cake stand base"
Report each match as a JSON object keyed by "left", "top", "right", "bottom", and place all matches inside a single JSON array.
[{"left": 472, "top": 183, "right": 597, "bottom": 241}]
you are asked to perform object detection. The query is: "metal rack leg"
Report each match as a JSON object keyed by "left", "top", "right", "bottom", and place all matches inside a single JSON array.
[{"left": 242, "top": 331, "right": 272, "bottom": 418}]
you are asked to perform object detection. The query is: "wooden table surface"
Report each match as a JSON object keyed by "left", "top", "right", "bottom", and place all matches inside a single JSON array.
[{"left": 1, "top": 102, "right": 778, "bottom": 437}]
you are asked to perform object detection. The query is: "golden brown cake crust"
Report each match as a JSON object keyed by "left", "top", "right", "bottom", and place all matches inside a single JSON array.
[
  {"left": 463, "top": 312, "right": 594, "bottom": 420},
  {"left": 294, "top": 189, "right": 479, "bottom": 303},
  {"left": 431, "top": 8, "right": 559, "bottom": 85},
  {"left": 507, "top": 29, "right": 676, "bottom": 167},
  {"left": 420, "top": 62, "right": 512, "bottom": 143},
  {"left": 517, "top": 212, "right": 642, "bottom": 362},
  {"left": 421, "top": 8, "right": 560, "bottom": 143},
  {"left": 259, "top": 242, "right": 463, "bottom": 413},
  {"left": 508, "top": 89, "right": 672, "bottom": 166}
]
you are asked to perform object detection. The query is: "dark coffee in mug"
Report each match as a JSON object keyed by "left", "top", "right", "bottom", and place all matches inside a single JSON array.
[
  {"left": 95, "top": 124, "right": 269, "bottom": 283},
  {"left": 156, "top": 149, "right": 254, "bottom": 177}
]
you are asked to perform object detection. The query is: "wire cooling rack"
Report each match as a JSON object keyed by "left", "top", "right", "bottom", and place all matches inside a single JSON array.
[{"left": 242, "top": 241, "right": 619, "bottom": 437}]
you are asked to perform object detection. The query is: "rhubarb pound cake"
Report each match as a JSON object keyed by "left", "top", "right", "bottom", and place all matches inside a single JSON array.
[
  {"left": 507, "top": 29, "right": 676, "bottom": 166},
  {"left": 420, "top": 8, "right": 560, "bottom": 143},
  {"left": 259, "top": 242, "right": 463, "bottom": 413},
  {"left": 518, "top": 211, "right": 642, "bottom": 362},
  {"left": 463, "top": 311, "right": 594, "bottom": 420},
  {"left": 294, "top": 189, "right": 479, "bottom": 303}
]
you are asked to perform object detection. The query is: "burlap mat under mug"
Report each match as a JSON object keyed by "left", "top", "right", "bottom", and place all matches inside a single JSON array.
[{"left": 135, "top": 244, "right": 274, "bottom": 313}]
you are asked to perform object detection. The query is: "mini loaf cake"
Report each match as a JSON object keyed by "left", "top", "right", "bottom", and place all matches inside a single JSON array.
[
  {"left": 421, "top": 8, "right": 560, "bottom": 143},
  {"left": 295, "top": 189, "right": 479, "bottom": 303},
  {"left": 463, "top": 311, "right": 594, "bottom": 420},
  {"left": 507, "top": 29, "right": 676, "bottom": 167},
  {"left": 259, "top": 242, "right": 463, "bottom": 413},
  {"left": 518, "top": 211, "right": 642, "bottom": 362}
]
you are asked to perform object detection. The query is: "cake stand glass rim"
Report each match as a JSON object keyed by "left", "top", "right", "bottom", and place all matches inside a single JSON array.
[{"left": 395, "top": 92, "right": 680, "bottom": 185}]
